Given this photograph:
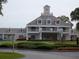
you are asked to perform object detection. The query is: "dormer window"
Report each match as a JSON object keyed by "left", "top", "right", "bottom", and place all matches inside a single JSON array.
[
  {"left": 20, "top": 29, "right": 23, "bottom": 32},
  {"left": 38, "top": 20, "right": 41, "bottom": 24},
  {"left": 57, "top": 21, "right": 59, "bottom": 24},
  {"left": 8, "top": 28, "right": 10, "bottom": 32},
  {"left": 47, "top": 20, "right": 51, "bottom": 25}
]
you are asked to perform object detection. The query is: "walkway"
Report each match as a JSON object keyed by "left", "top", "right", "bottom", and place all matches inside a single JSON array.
[{"left": 0, "top": 49, "right": 79, "bottom": 59}]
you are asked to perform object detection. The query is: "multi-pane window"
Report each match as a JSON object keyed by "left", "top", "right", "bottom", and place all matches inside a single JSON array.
[
  {"left": 42, "top": 27, "right": 46, "bottom": 31},
  {"left": 51, "top": 21, "right": 55, "bottom": 25},
  {"left": 57, "top": 21, "right": 59, "bottom": 24},
  {"left": 38, "top": 20, "right": 41, "bottom": 24},
  {"left": 42, "top": 27, "right": 51, "bottom": 31},
  {"left": 8, "top": 28, "right": 11, "bottom": 32},
  {"left": 47, "top": 20, "right": 51, "bottom": 24},
  {"left": 31, "top": 27, "right": 36, "bottom": 31},
  {"left": 20, "top": 29, "right": 22, "bottom": 32}
]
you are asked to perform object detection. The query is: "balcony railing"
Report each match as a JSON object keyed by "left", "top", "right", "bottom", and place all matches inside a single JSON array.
[{"left": 28, "top": 28, "right": 69, "bottom": 33}]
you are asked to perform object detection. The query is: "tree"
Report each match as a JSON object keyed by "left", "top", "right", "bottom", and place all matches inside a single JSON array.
[
  {"left": 0, "top": 0, "right": 7, "bottom": 16},
  {"left": 57, "top": 15, "right": 69, "bottom": 22},
  {"left": 76, "top": 22, "right": 79, "bottom": 30},
  {"left": 70, "top": 7, "right": 79, "bottom": 30},
  {"left": 57, "top": 15, "right": 74, "bottom": 28},
  {"left": 70, "top": 7, "right": 79, "bottom": 45},
  {"left": 70, "top": 8, "right": 79, "bottom": 21}
]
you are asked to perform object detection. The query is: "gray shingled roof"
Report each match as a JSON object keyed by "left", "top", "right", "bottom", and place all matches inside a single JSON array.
[{"left": 27, "top": 15, "right": 57, "bottom": 25}]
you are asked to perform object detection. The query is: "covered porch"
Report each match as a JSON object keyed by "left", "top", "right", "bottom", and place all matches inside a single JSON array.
[{"left": 42, "top": 32, "right": 58, "bottom": 40}]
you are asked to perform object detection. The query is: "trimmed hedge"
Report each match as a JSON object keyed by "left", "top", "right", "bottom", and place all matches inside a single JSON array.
[
  {"left": 16, "top": 41, "right": 79, "bottom": 50},
  {"left": 16, "top": 42, "right": 54, "bottom": 50},
  {"left": 0, "top": 41, "right": 78, "bottom": 50},
  {"left": 0, "top": 42, "right": 14, "bottom": 48}
]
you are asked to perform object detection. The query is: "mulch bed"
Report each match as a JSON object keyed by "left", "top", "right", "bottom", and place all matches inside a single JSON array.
[{"left": 56, "top": 47, "right": 79, "bottom": 52}]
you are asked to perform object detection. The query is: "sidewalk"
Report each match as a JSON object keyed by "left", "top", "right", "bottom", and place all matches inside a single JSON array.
[{"left": 0, "top": 49, "right": 79, "bottom": 59}]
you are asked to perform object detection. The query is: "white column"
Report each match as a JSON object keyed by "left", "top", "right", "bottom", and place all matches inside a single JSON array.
[
  {"left": 13, "top": 34, "right": 16, "bottom": 41},
  {"left": 2, "top": 34, "right": 4, "bottom": 40},
  {"left": 26, "top": 27, "right": 29, "bottom": 40},
  {"left": 57, "top": 27, "right": 60, "bottom": 40},
  {"left": 39, "top": 27, "right": 42, "bottom": 40},
  {"left": 26, "top": 33, "right": 29, "bottom": 40},
  {"left": 57, "top": 33, "right": 60, "bottom": 40},
  {"left": 66, "top": 34, "right": 70, "bottom": 40},
  {"left": 14, "top": 34, "right": 17, "bottom": 40},
  {"left": 39, "top": 32, "right": 42, "bottom": 40},
  {"left": 50, "top": 28, "right": 52, "bottom": 32}
]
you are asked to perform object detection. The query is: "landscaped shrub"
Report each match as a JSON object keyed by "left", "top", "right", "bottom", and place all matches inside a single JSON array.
[
  {"left": 0, "top": 41, "right": 78, "bottom": 50},
  {"left": 16, "top": 42, "right": 36, "bottom": 49},
  {"left": 16, "top": 42, "right": 55, "bottom": 50},
  {"left": 34, "top": 43, "right": 53, "bottom": 50},
  {"left": 16, "top": 41, "right": 79, "bottom": 50},
  {"left": 0, "top": 43, "right": 13, "bottom": 48}
]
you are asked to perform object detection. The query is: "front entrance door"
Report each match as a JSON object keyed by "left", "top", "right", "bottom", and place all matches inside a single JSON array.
[{"left": 31, "top": 35, "right": 35, "bottom": 40}]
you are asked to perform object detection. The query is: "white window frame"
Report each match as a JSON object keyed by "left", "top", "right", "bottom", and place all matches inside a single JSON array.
[
  {"left": 37, "top": 20, "right": 42, "bottom": 25},
  {"left": 46, "top": 19, "right": 51, "bottom": 25}
]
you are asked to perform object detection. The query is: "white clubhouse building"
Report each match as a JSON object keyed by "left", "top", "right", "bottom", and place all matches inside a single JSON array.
[{"left": 0, "top": 5, "right": 77, "bottom": 40}]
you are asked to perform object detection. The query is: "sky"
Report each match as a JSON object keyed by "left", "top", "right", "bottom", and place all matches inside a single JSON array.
[{"left": 0, "top": 0, "right": 79, "bottom": 28}]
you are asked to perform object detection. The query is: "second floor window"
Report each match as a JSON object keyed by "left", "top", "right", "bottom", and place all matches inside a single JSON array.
[
  {"left": 57, "top": 21, "right": 59, "bottom": 24},
  {"left": 38, "top": 20, "right": 41, "bottom": 24},
  {"left": 31, "top": 27, "right": 36, "bottom": 31},
  {"left": 47, "top": 20, "right": 51, "bottom": 24}
]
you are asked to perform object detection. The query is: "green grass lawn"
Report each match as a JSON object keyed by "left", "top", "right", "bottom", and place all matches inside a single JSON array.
[{"left": 0, "top": 52, "right": 25, "bottom": 59}]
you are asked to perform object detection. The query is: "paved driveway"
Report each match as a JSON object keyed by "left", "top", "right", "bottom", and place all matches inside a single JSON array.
[{"left": 0, "top": 49, "right": 79, "bottom": 59}]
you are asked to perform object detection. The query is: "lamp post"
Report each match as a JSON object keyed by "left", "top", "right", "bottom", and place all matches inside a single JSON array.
[{"left": 39, "top": 27, "right": 42, "bottom": 40}]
